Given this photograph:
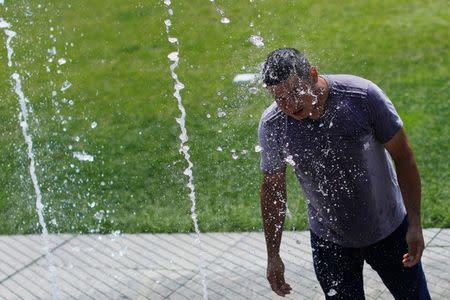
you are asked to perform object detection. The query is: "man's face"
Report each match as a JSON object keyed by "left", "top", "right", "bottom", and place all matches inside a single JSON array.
[{"left": 268, "top": 74, "right": 317, "bottom": 120}]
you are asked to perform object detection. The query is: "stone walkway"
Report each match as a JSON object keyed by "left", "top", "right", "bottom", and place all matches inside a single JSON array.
[{"left": 0, "top": 229, "right": 448, "bottom": 299}]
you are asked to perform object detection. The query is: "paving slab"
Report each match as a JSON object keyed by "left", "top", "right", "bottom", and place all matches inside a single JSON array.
[{"left": 0, "top": 229, "right": 448, "bottom": 299}]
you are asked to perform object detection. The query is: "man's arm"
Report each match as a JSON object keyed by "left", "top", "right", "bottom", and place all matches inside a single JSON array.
[
  {"left": 260, "top": 168, "right": 292, "bottom": 297},
  {"left": 384, "top": 128, "right": 424, "bottom": 267}
]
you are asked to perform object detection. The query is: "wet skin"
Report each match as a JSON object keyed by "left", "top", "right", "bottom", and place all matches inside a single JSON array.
[{"left": 267, "top": 68, "right": 329, "bottom": 121}]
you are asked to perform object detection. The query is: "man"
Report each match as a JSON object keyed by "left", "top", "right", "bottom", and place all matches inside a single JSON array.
[{"left": 258, "top": 48, "right": 430, "bottom": 299}]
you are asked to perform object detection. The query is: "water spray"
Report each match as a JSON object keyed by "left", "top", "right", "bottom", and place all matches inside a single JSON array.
[{"left": 1, "top": 17, "right": 60, "bottom": 300}]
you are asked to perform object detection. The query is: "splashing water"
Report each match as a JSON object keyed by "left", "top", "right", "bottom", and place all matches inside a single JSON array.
[
  {"left": 0, "top": 19, "right": 16, "bottom": 66},
  {"left": 249, "top": 34, "right": 264, "bottom": 48},
  {"left": 163, "top": 1, "right": 209, "bottom": 299},
  {"left": 327, "top": 288, "right": 338, "bottom": 296},
  {"left": 2, "top": 19, "right": 60, "bottom": 300},
  {"left": 209, "top": 0, "right": 230, "bottom": 24},
  {"left": 232, "top": 73, "right": 260, "bottom": 86},
  {"left": 73, "top": 151, "right": 94, "bottom": 162},
  {"left": 60, "top": 80, "right": 72, "bottom": 92}
]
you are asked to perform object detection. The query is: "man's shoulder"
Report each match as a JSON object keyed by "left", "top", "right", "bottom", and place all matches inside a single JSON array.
[
  {"left": 259, "top": 102, "right": 285, "bottom": 126},
  {"left": 327, "top": 74, "right": 373, "bottom": 97}
]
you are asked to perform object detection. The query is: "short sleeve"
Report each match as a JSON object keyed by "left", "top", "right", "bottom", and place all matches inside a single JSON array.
[
  {"left": 366, "top": 82, "right": 403, "bottom": 143},
  {"left": 258, "top": 119, "right": 286, "bottom": 173}
]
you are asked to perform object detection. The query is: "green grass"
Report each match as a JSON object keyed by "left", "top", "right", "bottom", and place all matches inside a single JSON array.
[{"left": 0, "top": 0, "right": 448, "bottom": 234}]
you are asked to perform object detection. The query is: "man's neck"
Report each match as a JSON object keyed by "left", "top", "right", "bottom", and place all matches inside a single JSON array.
[
  {"left": 315, "top": 76, "right": 329, "bottom": 104},
  {"left": 309, "top": 76, "right": 329, "bottom": 119}
]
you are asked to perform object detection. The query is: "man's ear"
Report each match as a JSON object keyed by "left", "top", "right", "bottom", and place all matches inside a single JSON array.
[{"left": 310, "top": 66, "right": 319, "bottom": 84}]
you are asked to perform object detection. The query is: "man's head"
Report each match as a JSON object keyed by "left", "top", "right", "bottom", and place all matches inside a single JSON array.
[
  {"left": 262, "top": 48, "right": 312, "bottom": 86},
  {"left": 262, "top": 48, "right": 323, "bottom": 120}
]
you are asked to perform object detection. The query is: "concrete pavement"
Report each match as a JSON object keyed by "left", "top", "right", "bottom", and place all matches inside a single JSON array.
[{"left": 0, "top": 229, "right": 448, "bottom": 299}]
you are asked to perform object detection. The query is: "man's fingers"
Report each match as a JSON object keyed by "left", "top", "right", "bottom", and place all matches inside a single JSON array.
[
  {"left": 279, "top": 273, "right": 286, "bottom": 286},
  {"left": 268, "top": 274, "right": 291, "bottom": 296},
  {"left": 403, "top": 251, "right": 416, "bottom": 265},
  {"left": 270, "top": 282, "right": 286, "bottom": 297},
  {"left": 269, "top": 274, "right": 283, "bottom": 293},
  {"left": 272, "top": 285, "right": 291, "bottom": 297},
  {"left": 281, "top": 283, "right": 292, "bottom": 294},
  {"left": 268, "top": 277, "right": 280, "bottom": 291},
  {"left": 402, "top": 253, "right": 412, "bottom": 267},
  {"left": 403, "top": 243, "right": 424, "bottom": 267}
]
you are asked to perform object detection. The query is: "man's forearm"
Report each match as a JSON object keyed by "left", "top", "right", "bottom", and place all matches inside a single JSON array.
[
  {"left": 260, "top": 176, "right": 287, "bottom": 257},
  {"left": 395, "top": 156, "right": 422, "bottom": 227}
]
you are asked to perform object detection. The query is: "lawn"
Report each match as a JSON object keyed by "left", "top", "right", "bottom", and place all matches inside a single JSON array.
[{"left": 0, "top": 0, "right": 448, "bottom": 234}]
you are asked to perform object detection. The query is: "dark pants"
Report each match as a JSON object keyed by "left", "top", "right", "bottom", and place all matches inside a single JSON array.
[{"left": 310, "top": 217, "right": 431, "bottom": 299}]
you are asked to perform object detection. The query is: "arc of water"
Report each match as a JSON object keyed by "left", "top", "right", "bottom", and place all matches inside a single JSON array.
[
  {"left": 1, "top": 18, "right": 60, "bottom": 300},
  {"left": 162, "top": 1, "right": 209, "bottom": 299}
]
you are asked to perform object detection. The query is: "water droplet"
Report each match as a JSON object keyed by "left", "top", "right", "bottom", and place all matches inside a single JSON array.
[
  {"left": 60, "top": 80, "right": 72, "bottom": 92},
  {"left": 249, "top": 35, "right": 264, "bottom": 48},
  {"left": 24, "top": 7, "right": 33, "bottom": 16},
  {"left": 285, "top": 155, "right": 296, "bottom": 166},
  {"left": 73, "top": 151, "right": 94, "bottom": 162},
  {"left": 47, "top": 47, "right": 56, "bottom": 56},
  {"left": 168, "top": 51, "right": 178, "bottom": 62},
  {"left": 94, "top": 210, "right": 105, "bottom": 220},
  {"left": 217, "top": 108, "right": 226, "bottom": 118},
  {"left": 327, "top": 289, "right": 337, "bottom": 297},
  {"left": 249, "top": 87, "right": 258, "bottom": 94},
  {"left": 232, "top": 73, "right": 258, "bottom": 84}
]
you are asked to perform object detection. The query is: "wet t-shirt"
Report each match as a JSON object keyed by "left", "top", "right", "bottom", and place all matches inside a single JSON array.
[{"left": 258, "top": 74, "right": 406, "bottom": 247}]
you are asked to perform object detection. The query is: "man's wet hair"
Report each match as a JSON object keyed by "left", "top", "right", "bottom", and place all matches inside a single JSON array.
[{"left": 262, "top": 48, "right": 311, "bottom": 86}]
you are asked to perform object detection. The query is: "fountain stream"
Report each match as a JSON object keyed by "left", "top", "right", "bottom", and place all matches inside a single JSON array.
[
  {"left": 1, "top": 18, "right": 60, "bottom": 300},
  {"left": 163, "top": 1, "right": 209, "bottom": 299}
]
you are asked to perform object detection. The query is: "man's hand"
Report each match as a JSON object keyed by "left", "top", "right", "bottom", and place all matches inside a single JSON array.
[
  {"left": 402, "top": 225, "right": 425, "bottom": 267},
  {"left": 267, "top": 255, "right": 292, "bottom": 297}
]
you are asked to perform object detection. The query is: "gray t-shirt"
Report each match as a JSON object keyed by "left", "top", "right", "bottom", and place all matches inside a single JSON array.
[{"left": 258, "top": 74, "right": 406, "bottom": 247}]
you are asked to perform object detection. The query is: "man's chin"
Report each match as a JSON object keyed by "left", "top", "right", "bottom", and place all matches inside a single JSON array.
[{"left": 290, "top": 114, "right": 306, "bottom": 121}]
